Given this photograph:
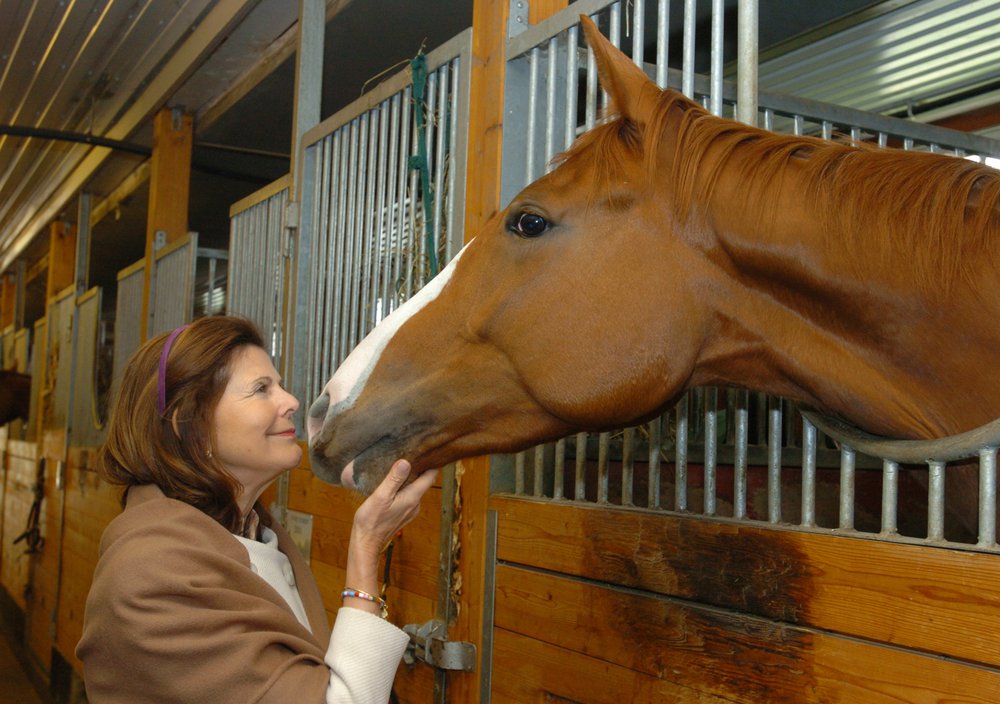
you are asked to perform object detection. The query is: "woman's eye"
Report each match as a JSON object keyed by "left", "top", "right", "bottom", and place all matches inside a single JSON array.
[{"left": 512, "top": 212, "right": 549, "bottom": 238}]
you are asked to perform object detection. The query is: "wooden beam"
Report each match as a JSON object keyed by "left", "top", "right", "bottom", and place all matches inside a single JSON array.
[
  {"left": 0, "top": 272, "right": 14, "bottom": 329},
  {"left": 454, "top": 2, "right": 568, "bottom": 700},
  {"left": 46, "top": 220, "right": 76, "bottom": 303},
  {"left": 141, "top": 108, "right": 193, "bottom": 340},
  {"left": 529, "top": 0, "right": 568, "bottom": 24}
]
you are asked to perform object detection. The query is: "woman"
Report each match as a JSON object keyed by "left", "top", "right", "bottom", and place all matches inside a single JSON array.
[{"left": 77, "top": 316, "right": 437, "bottom": 703}]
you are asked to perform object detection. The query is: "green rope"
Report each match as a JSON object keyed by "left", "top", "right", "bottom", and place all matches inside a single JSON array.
[{"left": 408, "top": 53, "right": 439, "bottom": 277}]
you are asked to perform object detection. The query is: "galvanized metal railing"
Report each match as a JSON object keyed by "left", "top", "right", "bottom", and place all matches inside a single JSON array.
[
  {"left": 228, "top": 175, "right": 290, "bottom": 358},
  {"left": 496, "top": 0, "right": 1000, "bottom": 553},
  {"left": 291, "top": 28, "right": 473, "bottom": 412}
]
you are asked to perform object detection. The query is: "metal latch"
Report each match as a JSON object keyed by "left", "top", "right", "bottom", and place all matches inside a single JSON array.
[{"left": 402, "top": 619, "right": 476, "bottom": 672}]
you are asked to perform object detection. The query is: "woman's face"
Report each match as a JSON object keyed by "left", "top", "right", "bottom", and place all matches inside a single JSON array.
[{"left": 212, "top": 345, "right": 301, "bottom": 503}]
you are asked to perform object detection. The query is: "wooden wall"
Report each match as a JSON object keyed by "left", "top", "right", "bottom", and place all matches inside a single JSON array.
[
  {"left": 56, "top": 449, "right": 120, "bottom": 672},
  {"left": 2, "top": 440, "right": 38, "bottom": 613},
  {"left": 487, "top": 495, "right": 1000, "bottom": 702}
]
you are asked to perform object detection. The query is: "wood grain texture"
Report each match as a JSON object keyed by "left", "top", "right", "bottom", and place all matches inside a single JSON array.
[
  {"left": 491, "top": 495, "right": 1000, "bottom": 669},
  {"left": 494, "top": 563, "right": 1000, "bottom": 703}
]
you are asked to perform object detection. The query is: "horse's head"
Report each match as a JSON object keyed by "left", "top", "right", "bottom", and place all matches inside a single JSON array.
[{"left": 307, "top": 18, "right": 713, "bottom": 493}]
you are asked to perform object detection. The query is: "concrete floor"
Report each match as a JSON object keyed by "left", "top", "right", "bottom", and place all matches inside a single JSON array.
[{"left": 0, "top": 630, "right": 47, "bottom": 704}]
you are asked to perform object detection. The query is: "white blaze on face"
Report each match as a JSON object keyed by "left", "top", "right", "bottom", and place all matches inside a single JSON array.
[{"left": 316, "top": 240, "right": 473, "bottom": 426}]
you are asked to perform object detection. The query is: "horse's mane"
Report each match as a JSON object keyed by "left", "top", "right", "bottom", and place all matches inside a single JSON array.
[{"left": 558, "top": 90, "right": 1000, "bottom": 288}]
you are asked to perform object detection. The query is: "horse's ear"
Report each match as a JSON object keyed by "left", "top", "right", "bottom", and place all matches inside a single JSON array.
[{"left": 580, "top": 15, "right": 660, "bottom": 124}]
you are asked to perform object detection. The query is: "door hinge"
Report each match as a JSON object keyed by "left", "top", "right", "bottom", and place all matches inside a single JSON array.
[{"left": 402, "top": 619, "right": 476, "bottom": 672}]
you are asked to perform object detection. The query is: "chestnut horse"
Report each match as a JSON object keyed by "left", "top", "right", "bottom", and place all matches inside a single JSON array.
[
  {"left": 307, "top": 17, "right": 1000, "bottom": 495},
  {"left": 0, "top": 369, "right": 31, "bottom": 426}
]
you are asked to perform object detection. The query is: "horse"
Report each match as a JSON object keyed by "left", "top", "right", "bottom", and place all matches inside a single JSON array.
[
  {"left": 306, "top": 16, "right": 1000, "bottom": 498},
  {"left": 0, "top": 369, "right": 31, "bottom": 426}
]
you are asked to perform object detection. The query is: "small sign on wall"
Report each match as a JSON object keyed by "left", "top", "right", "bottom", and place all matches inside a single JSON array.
[{"left": 283, "top": 508, "right": 314, "bottom": 564}]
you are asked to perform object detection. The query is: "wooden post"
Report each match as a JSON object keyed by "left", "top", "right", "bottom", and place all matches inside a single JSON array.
[
  {"left": 45, "top": 220, "right": 76, "bottom": 304},
  {"left": 141, "top": 107, "right": 193, "bottom": 340},
  {"left": 451, "top": 2, "right": 567, "bottom": 701},
  {"left": 0, "top": 271, "right": 15, "bottom": 330}
]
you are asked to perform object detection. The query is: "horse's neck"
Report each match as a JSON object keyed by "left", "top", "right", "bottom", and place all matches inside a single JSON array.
[{"left": 693, "top": 202, "right": 998, "bottom": 439}]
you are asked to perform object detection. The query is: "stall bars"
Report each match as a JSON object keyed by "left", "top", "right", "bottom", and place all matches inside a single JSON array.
[
  {"left": 292, "top": 28, "right": 473, "bottom": 410},
  {"left": 228, "top": 175, "right": 290, "bottom": 359}
]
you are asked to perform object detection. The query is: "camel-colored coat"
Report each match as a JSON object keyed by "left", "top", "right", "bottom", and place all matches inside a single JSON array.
[{"left": 77, "top": 484, "right": 407, "bottom": 703}]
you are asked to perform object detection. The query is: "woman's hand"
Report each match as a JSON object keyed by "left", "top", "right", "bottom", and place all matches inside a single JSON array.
[
  {"left": 342, "top": 460, "right": 438, "bottom": 615},
  {"left": 353, "top": 460, "right": 438, "bottom": 555}
]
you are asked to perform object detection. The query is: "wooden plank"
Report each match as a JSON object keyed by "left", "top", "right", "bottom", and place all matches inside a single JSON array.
[
  {"left": 491, "top": 628, "right": 733, "bottom": 704},
  {"left": 494, "top": 564, "right": 1000, "bottom": 703},
  {"left": 1, "top": 453, "right": 39, "bottom": 608},
  {"left": 45, "top": 221, "right": 76, "bottom": 304},
  {"left": 56, "top": 463, "right": 121, "bottom": 671},
  {"left": 141, "top": 107, "right": 193, "bottom": 341},
  {"left": 294, "top": 471, "right": 442, "bottom": 601},
  {"left": 529, "top": 0, "right": 569, "bottom": 24},
  {"left": 491, "top": 495, "right": 1000, "bottom": 669}
]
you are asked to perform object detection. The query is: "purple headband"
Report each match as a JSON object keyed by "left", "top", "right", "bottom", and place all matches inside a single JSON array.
[{"left": 157, "top": 324, "right": 190, "bottom": 414}]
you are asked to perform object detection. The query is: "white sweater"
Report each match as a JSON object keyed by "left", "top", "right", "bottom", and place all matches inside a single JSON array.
[{"left": 235, "top": 527, "right": 410, "bottom": 703}]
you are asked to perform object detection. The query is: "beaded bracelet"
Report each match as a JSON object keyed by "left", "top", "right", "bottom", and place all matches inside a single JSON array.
[{"left": 341, "top": 588, "right": 388, "bottom": 618}]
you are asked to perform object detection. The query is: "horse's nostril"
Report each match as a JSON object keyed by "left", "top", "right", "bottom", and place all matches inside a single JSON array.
[
  {"left": 307, "top": 393, "right": 330, "bottom": 440},
  {"left": 309, "top": 392, "right": 330, "bottom": 420}
]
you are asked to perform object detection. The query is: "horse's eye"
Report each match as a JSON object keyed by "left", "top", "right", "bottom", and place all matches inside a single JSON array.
[{"left": 512, "top": 212, "right": 549, "bottom": 238}]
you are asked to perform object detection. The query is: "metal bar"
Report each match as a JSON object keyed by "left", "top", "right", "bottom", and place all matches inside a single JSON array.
[
  {"left": 736, "top": 0, "right": 758, "bottom": 125},
  {"left": 979, "top": 449, "right": 998, "bottom": 548},
  {"left": 648, "top": 416, "right": 662, "bottom": 509},
  {"left": 656, "top": 0, "right": 670, "bottom": 88},
  {"left": 767, "top": 396, "right": 781, "bottom": 523},
  {"left": 682, "top": 0, "right": 696, "bottom": 98},
  {"left": 839, "top": 447, "right": 856, "bottom": 531},
  {"left": 534, "top": 445, "right": 545, "bottom": 497},
  {"left": 881, "top": 460, "right": 899, "bottom": 535},
  {"left": 710, "top": 0, "right": 724, "bottom": 116},
  {"left": 433, "top": 65, "right": 448, "bottom": 266},
  {"left": 527, "top": 46, "right": 540, "bottom": 182},
  {"left": 632, "top": 0, "right": 646, "bottom": 69},
  {"left": 597, "top": 432, "right": 610, "bottom": 503},
  {"left": 514, "top": 451, "right": 525, "bottom": 495},
  {"left": 545, "top": 37, "right": 557, "bottom": 166},
  {"left": 675, "top": 394, "right": 689, "bottom": 512},
  {"left": 554, "top": 437, "right": 566, "bottom": 500},
  {"left": 801, "top": 417, "right": 817, "bottom": 526},
  {"left": 585, "top": 15, "right": 598, "bottom": 129},
  {"left": 361, "top": 112, "right": 379, "bottom": 334},
  {"left": 575, "top": 432, "right": 587, "bottom": 501},
  {"left": 564, "top": 25, "right": 579, "bottom": 149},
  {"left": 622, "top": 427, "right": 634, "bottom": 506},
  {"left": 927, "top": 461, "right": 946, "bottom": 541},
  {"left": 734, "top": 390, "right": 748, "bottom": 520},
  {"left": 375, "top": 99, "right": 391, "bottom": 324},
  {"left": 703, "top": 388, "right": 717, "bottom": 515}
]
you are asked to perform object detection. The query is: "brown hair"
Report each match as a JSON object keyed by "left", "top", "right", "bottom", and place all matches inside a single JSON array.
[{"left": 100, "top": 315, "right": 273, "bottom": 532}]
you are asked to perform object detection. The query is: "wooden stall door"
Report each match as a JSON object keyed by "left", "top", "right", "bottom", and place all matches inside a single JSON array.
[{"left": 486, "top": 496, "right": 1000, "bottom": 703}]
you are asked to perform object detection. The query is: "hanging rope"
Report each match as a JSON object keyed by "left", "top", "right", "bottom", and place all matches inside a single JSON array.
[{"left": 408, "top": 53, "right": 439, "bottom": 278}]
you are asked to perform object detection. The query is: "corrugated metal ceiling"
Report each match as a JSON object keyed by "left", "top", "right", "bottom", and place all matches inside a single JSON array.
[{"left": 759, "top": 0, "right": 1000, "bottom": 118}]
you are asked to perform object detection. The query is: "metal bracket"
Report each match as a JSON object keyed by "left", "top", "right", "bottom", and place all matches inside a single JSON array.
[
  {"left": 508, "top": 0, "right": 528, "bottom": 38},
  {"left": 402, "top": 619, "right": 476, "bottom": 672}
]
